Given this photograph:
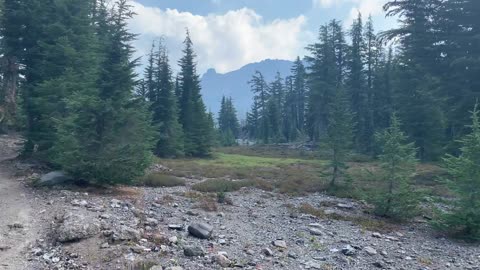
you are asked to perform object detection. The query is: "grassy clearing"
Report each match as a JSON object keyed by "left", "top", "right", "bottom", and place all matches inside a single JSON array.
[
  {"left": 191, "top": 178, "right": 274, "bottom": 193},
  {"left": 157, "top": 146, "right": 448, "bottom": 201},
  {"left": 159, "top": 151, "right": 327, "bottom": 194}
]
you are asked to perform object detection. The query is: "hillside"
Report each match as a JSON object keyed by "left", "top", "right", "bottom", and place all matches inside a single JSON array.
[{"left": 200, "top": 59, "right": 295, "bottom": 117}]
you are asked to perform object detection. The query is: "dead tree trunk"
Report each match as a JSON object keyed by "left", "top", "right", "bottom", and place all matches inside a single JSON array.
[{"left": 0, "top": 56, "right": 19, "bottom": 130}]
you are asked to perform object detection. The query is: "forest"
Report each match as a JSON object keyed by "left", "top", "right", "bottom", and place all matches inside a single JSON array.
[{"left": 0, "top": 0, "right": 480, "bottom": 252}]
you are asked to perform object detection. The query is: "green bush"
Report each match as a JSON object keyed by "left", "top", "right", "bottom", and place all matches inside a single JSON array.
[
  {"left": 140, "top": 173, "right": 186, "bottom": 187},
  {"left": 192, "top": 179, "right": 252, "bottom": 192}
]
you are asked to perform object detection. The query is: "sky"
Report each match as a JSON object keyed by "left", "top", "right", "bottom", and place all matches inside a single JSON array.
[{"left": 128, "top": 0, "right": 397, "bottom": 75}]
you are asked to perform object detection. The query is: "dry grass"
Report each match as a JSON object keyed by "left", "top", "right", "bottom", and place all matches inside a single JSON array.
[
  {"left": 194, "top": 196, "right": 218, "bottom": 212},
  {"left": 297, "top": 203, "right": 397, "bottom": 233}
]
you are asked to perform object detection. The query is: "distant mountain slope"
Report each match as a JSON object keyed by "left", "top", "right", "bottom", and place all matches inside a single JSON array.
[{"left": 200, "top": 59, "right": 295, "bottom": 119}]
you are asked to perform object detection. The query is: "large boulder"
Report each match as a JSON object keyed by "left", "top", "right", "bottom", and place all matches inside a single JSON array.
[
  {"left": 55, "top": 212, "right": 100, "bottom": 242},
  {"left": 183, "top": 246, "right": 205, "bottom": 257},
  {"left": 112, "top": 225, "right": 141, "bottom": 242},
  {"left": 188, "top": 223, "right": 213, "bottom": 239},
  {"left": 37, "top": 171, "right": 72, "bottom": 187}
]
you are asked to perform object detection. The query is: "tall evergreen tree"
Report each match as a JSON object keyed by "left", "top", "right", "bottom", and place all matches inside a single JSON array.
[
  {"left": 52, "top": 0, "right": 155, "bottom": 184},
  {"left": 382, "top": 0, "right": 446, "bottom": 161},
  {"left": 177, "top": 31, "right": 213, "bottom": 156},
  {"left": 249, "top": 71, "right": 270, "bottom": 143},
  {"left": 306, "top": 23, "right": 338, "bottom": 141},
  {"left": 283, "top": 76, "right": 297, "bottom": 142},
  {"left": 150, "top": 41, "right": 184, "bottom": 157},
  {"left": 347, "top": 13, "right": 369, "bottom": 153},
  {"left": 372, "top": 47, "right": 394, "bottom": 133},
  {"left": 268, "top": 72, "right": 284, "bottom": 142},
  {"left": 218, "top": 96, "right": 240, "bottom": 146},
  {"left": 291, "top": 57, "right": 307, "bottom": 134},
  {"left": 246, "top": 99, "right": 260, "bottom": 140}
]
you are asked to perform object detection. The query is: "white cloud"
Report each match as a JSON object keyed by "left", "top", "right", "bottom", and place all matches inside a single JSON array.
[
  {"left": 312, "top": 0, "right": 337, "bottom": 8},
  {"left": 312, "top": 0, "right": 388, "bottom": 23},
  {"left": 347, "top": 0, "right": 387, "bottom": 22},
  {"left": 128, "top": 1, "right": 312, "bottom": 74}
]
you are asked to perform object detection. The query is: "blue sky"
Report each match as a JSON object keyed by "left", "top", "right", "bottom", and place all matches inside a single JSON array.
[{"left": 129, "top": 0, "right": 397, "bottom": 74}]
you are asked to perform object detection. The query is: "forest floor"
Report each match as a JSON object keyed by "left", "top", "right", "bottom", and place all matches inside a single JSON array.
[{"left": 0, "top": 136, "right": 479, "bottom": 270}]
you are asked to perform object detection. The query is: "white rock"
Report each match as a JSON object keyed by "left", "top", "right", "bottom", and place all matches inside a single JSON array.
[
  {"left": 365, "top": 246, "right": 377, "bottom": 256},
  {"left": 272, "top": 240, "right": 287, "bottom": 249}
]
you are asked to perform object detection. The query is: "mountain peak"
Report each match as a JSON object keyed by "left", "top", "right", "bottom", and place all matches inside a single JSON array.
[{"left": 201, "top": 59, "right": 295, "bottom": 118}]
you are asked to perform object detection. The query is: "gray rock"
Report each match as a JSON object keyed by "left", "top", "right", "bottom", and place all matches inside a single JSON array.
[
  {"left": 169, "top": 236, "right": 178, "bottom": 244},
  {"left": 214, "top": 254, "right": 232, "bottom": 267},
  {"left": 0, "top": 245, "right": 11, "bottom": 251},
  {"left": 150, "top": 266, "right": 163, "bottom": 270},
  {"left": 37, "top": 171, "right": 72, "bottom": 186},
  {"left": 262, "top": 248, "right": 273, "bottom": 256},
  {"left": 273, "top": 240, "right": 287, "bottom": 249},
  {"left": 309, "top": 227, "right": 323, "bottom": 236},
  {"left": 184, "top": 246, "right": 205, "bottom": 257},
  {"left": 168, "top": 224, "right": 184, "bottom": 231},
  {"left": 112, "top": 225, "right": 141, "bottom": 242},
  {"left": 305, "top": 261, "right": 322, "bottom": 269},
  {"left": 166, "top": 267, "right": 183, "bottom": 270},
  {"left": 145, "top": 218, "right": 159, "bottom": 227},
  {"left": 337, "top": 203, "right": 354, "bottom": 209},
  {"left": 131, "top": 245, "right": 147, "bottom": 254},
  {"left": 341, "top": 245, "right": 357, "bottom": 256},
  {"left": 188, "top": 223, "right": 213, "bottom": 239},
  {"left": 55, "top": 212, "right": 100, "bottom": 242},
  {"left": 365, "top": 246, "right": 378, "bottom": 255}
]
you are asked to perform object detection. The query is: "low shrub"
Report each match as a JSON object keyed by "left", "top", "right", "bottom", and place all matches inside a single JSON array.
[
  {"left": 139, "top": 173, "right": 186, "bottom": 187},
  {"left": 192, "top": 179, "right": 252, "bottom": 192}
]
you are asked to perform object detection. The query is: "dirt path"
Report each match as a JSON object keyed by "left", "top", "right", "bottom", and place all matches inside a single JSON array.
[{"left": 0, "top": 136, "right": 37, "bottom": 270}]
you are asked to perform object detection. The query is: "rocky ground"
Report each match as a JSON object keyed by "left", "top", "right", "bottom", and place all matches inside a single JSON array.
[{"left": 0, "top": 135, "right": 479, "bottom": 270}]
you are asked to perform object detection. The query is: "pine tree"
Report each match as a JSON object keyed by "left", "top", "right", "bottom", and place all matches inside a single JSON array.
[
  {"left": 151, "top": 41, "right": 184, "bottom": 157},
  {"left": 372, "top": 46, "right": 394, "bottom": 133},
  {"left": 347, "top": 13, "right": 369, "bottom": 153},
  {"left": 364, "top": 15, "right": 379, "bottom": 143},
  {"left": 306, "top": 23, "right": 337, "bottom": 141},
  {"left": 246, "top": 99, "right": 260, "bottom": 140},
  {"left": 144, "top": 42, "right": 156, "bottom": 102},
  {"left": 268, "top": 72, "right": 284, "bottom": 142},
  {"left": 218, "top": 96, "right": 240, "bottom": 146},
  {"left": 373, "top": 113, "right": 419, "bottom": 220},
  {"left": 326, "top": 88, "right": 354, "bottom": 187},
  {"left": 436, "top": 104, "right": 480, "bottom": 241},
  {"left": 282, "top": 76, "right": 297, "bottom": 142},
  {"left": 382, "top": 0, "right": 445, "bottom": 161},
  {"left": 177, "top": 31, "right": 213, "bottom": 156},
  {"left": 52, "top": 0, "right": 155, "bottom": 184},
  {"left": 249, "top": 71, "right": 270, "bottom": 143},
  {"left": 291, "top": 57, "right": 307, "bottom": 135}
]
